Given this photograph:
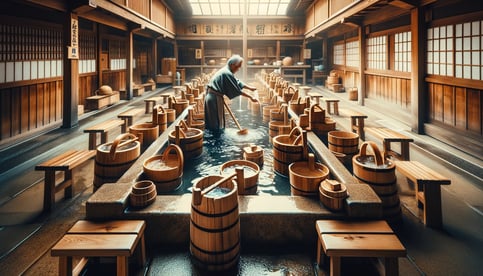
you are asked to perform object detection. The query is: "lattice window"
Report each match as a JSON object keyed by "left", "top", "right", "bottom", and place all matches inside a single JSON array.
[
  {"left": 427, "top": 25, "right": 453, "bottom": 76},
  {"left": 79, "top": 31, "right": 96, "bottom": 74},
  {"left": 333, "top": 42, "right": 344, "bottom": 65},
  {"left": 367, "top": 35, "right": 387, "bottom": 70},
  {"left": 345, "top": 40, "right": 359, "bottom": 67},
  {"left": 394, "top": 31, "right": 411, "bottom": 72},
  {"left": 109, "top": 39, "right": 127, "bottom": 70},
  {"left": 455, "top": 20, "right": 482, "bottom": 80},
  {"left": 0, "top": 23, "right": 63, "bottom": 83}
]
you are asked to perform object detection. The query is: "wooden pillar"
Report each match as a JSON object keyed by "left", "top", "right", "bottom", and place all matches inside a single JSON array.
[
  {"left": 242, "top": 2, "right": 247, "bottom": 80},
  {"left": 151, "top": 37, "right": 157, "bottom": 80},
  {"left": 322, "top": 35, "right": 328, "bottom": 71},
  {"left": 358, "top": 25, "right": 366, "bottom": 106},
  {"left": 62, "top": 12, "right": 79, "bottom": 128},
  {"left": 411, "top": 7, "right": 426, "bottom": 134},
  {"left": 125, "top": 29, "right": 134, "bottom": 100}
]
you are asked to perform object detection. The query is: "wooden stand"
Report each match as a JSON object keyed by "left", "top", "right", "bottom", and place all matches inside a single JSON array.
[
  {"left": 395, "top": 161, "right": 451, "bottom": 228},
  {"left": 83, "top": 119, "right": 125, "bottom": 149},
  {"left": 349, "top": 111, "right": 367, "bottom": 140},
  {"left": 316, "top": 220, "right": 406, "bottom": 276},
  {"left": 366, "top": 127, "right": 414, "bottom": 160},
  {"left": 35, "top": 150, "right": 95, "bottom": 212},
  {"left": 324, "top": 98, "right": 340, "bottom": 115},
  {"left": 117, "top": 108, "right": 144, "bottom": 131},
  {"left": 51, "top": 220, "right": 146, "bottom": 276}
]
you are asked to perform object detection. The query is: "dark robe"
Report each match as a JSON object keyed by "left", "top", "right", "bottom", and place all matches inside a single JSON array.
[{"left": 204, "top": 66, "right": 245, "bottom": 130}]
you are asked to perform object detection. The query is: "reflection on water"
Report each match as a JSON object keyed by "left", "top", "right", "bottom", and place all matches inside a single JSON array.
[{"left": 161, "top": 99, "right": 291, "bottom": 195}]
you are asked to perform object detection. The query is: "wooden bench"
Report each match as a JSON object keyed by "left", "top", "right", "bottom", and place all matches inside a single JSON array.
[
  {"left": 35, "top": 150, "right": 95, "bottom": 212},
  {"left": 83, "top": 119, "right": 125, "bottom": 150},
  {"left": 323, "top": 98, "right": 340, "bottom": 115},
  {"left": 348, "top": 111, "right": 368, "bottom": 140},
  {"left": 316, "top": 220, "right": 406, "bottom": 276},
  {"left": 366, "top": 127, "right": 414, "bottom": 160},
  {"left": 142, "top": 82, "right": 156, "bottom": 91},
  {"left": 394, "top": 161, "right": 451, "bottom": 228},
  {"left": 85, "top": 91, "right": 120, "bottom": 110},
  {"left": 51, "top": 220, "right": 146, "bottom": 276},
  {"left": 307, "top": 92, "right": 323, "bottom": 105},
  {"left": 117, "top": 108, "right": 144, "bottom": 131}
]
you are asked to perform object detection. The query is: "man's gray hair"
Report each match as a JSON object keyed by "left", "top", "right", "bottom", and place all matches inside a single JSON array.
[{"left": 227, "top": 54, "right": 244, "bottom": 66}]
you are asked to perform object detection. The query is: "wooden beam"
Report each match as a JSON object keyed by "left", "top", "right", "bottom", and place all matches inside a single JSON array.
[
  {"left": 388, "top": 0, "right": 417, "bottom": 10},
  {"left": 79, "top": 9, "right": 128, "bottom": 31}
]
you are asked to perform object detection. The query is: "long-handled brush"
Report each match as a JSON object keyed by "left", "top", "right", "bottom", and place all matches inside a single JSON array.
[{"left": 223, "top": 101, "right": 248, "bottom": 135}]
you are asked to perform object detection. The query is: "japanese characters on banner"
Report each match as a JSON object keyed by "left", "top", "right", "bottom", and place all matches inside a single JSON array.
[
  {"left": 184, "top": 23, "right": 295, "bottom": 36},
  {"left": 68, "top": 17, "right": 79, "bottom": 59}
]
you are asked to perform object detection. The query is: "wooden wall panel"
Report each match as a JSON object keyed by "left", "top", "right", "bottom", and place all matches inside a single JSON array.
[
  {"left": 128, "top": 0, "right": 149, "bottom": 18},
  {"left": 29, "top": 86, "right": 37, "bottom": 129},
  {"left": 467, "top": 89, "right": 481, "bottom": 134},
  {"left": 1, "top": 91, "right": 10, "bottom": 139},
  {"left": 166, "top": 9, "right": 174, "bottom": 33},
  {"left": 21, "top": 87, "right": 29, "bottom": 133},
  {"left": 443, "top": 85, "right": 454, "bottom": 126},
  {"left": 101, "top": 71, "right": 126, "bottom": 92},
  {"left": 11, "top": 88, "right": 20, "bottom": 136},
  {"left": 315, "top": 0, "right": 329, "bottom": 26},
  {"left": 364, "top": 74, "right": 411, "bottom": 110},
  {"left": 330, "top": 0, "right": 353, "bottom": 16},
  {"left": 152, "top": 0, "right": 167, "bottom": 27},
  {"left": 455, "top": 87, "right": 466, "bottom": 130}
]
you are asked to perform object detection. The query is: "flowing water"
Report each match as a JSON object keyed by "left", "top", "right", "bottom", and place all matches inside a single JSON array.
[{"left": 157, "top": 98, "right": 292, "bottom": 195}]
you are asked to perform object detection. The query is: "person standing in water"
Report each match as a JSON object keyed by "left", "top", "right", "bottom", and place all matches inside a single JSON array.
[{"left": 204, "top": 54, "right": 258, "bottom": 130}]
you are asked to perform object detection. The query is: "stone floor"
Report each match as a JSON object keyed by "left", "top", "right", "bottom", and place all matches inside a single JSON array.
[{"left": 0, "top": 84, "right": 482, "bottom": 275}]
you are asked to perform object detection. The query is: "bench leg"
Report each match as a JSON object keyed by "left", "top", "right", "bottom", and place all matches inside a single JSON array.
[
  {"left": 64, "top": 170, "right": 73, "bottom": 199},
  {"left": 58, "top": 256, "right": 73, "bottom": 276},
  {"left": 117, "top": 256, "right": 129, "bottom": 276},
  {"left": 44, "top": 171, "right": 55, "bottom": 212},
  {"left": 137, "top": 234, "right": 146, "bottom": 266},
  {"left": 384, "top": 257, "right": 399, "bottom": 276},
  {"left": 357, "top": 118, "right": 365, "bottom": 140},
  {"left": 316, "top": 236, "right": 326, "bottom": 267},
  {"left": 400, "top": 142, "right": 410, "bottom": 161},
  {"left": 330, "top": 256, "right": 341, "bottom": 276},
  {"left": 101, "top": 132, "right": 108, "bottom": 144},
  {"left": 326, "top": 102, "right": 332, "bottom": 114},
  {"left": 334, "top": 103, "right": 339, "bottom": 115},
  {"left": 88, "top": 133, "right": 97, "bottom": 150},
  {"left": 423, "top": 184, "right": 443, "bottom": 228}
]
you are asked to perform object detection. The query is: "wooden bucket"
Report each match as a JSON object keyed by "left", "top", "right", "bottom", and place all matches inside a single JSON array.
[
  {"left": 307, "top": 104, "right": 325, "bottom": 123},
  {"left": 319, "top": 179, "right": 348, "bottom": 211},
  {"left": 188, "top": 108, "right": 205, "bottom": 130},
  {"left": 269, "top": 120, "right": 293, "bottom": 143},
  {"left": 152, "top": 104, "right": 169, "bottom": 133},
  {"left": 298, "top": 114, "right": 309, "bottom": 129},
  {"left": 169, "top": 96, "right": 189, "bottom": 117},
  {"left": 352, "top": 141, "right": 401, "bottom": 223},
  {"left": 289, "top": 96, "right": 309, "bottom": 116},
  {"left": 129, "top": 180, "right": 157, "bottom": 208},
  {"left": 270, "top": 104, "right": 288, "bottom": 122},
  {"left": 348, "top": 87, "right": 358, "bottom": 101},
  {"left": 129, "top": 123, "right": 159, "bottom": 150},
  {"left": 143, "top": 144, "right": 184, "bottom": 193},
  {"left": 168, "top": 120, "right": 203, "bottom": 159},
  {"left": 221, "top": 160, "right": 259, "bottom": 195},
  {"left": 272, "top": 127, "right": 308, "bottom": 176},
  {"left": 190, "top": 175, "right": 240, "bottom": 272},
  {"left": 328, "top": 131, "right": 359, "bottom": 155},
  {"left": 243, "top": 144, "right": 264, "bottom": 167},
  {"left": 94, "top": 133, "right": 140, "bottom": 190},
  {"left": 310, "top": 118, "right": 337, "bottom": 136},
  {"left": 289, "top": 153, "right": 329, "bottom": 196}
]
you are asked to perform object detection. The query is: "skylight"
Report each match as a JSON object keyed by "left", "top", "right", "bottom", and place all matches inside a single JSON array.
[{"left": 189, "top": 0, "right": 291, "bottom": 16}]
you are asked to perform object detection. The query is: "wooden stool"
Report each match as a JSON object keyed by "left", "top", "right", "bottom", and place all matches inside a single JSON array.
[
  {"left": 395, "top": 161, "right": 451, "bottom": 228},
  {"left": 324, "top": 99, "right": 339, "bottom": 115},
  {"left": 366, "top": 127, "right": 414, "bottom": 160},
  {"left": 307, "top": 92, "right": 323, "bottom": 105},
  {"left": 299, "top": 86, "right": 311, "bottom": 97},
  {"left": 316, "top": 220, "right": 406, "bottom": 276},
  {"left": 349, "top": 112, "right": 367, "bottom": 140},
  {"left": 51, "top": 220, "right": 146, "bottom": 276},
  {"left": 83, "top": 119, "right": 125, "bottom": 149},
  {"left": 159, "top": 94, "right": 172, "bottom": 104},
  {"left": 35, "top": 150, "right": 95, "bottom": 212}
]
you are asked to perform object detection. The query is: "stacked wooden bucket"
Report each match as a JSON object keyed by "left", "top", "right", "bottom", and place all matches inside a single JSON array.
[
  {"left": 152, "top": 104, "right": 175, "bottom": 133},
  {"left": 190, "top": 174, "right": 240, "bottom": 272},
  {"left": 129, "top": 180, "right": 157, "bottom": 208},
  {"left": 94, "top": 133, "right": 140, "bottom": 191},
  {"left": 243, "top": 144, "right": 264, "bottom": 167},
  {"left": 268, "top": 104, "right": 293, "bottom": 143},
  {"left": 326, "top": 70, "right": 343, "bottom": 92},
  {"left": 328, "top": 130, "right": 359, "bottom": 166},
  {"left": 352, "top": 141, "right": 402, "bottom": 224},
  {"left": 272, "top": 127, "right": 308, "bottom": 176},
  {"left": 129, "top": 123, "right": 159, "bottom": 151},
  {"left": 319, "top": 179, "right": 348, "bottom": 211},
  {"left": 143, "top": 144, "right": 184, "bottom": 193}
]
